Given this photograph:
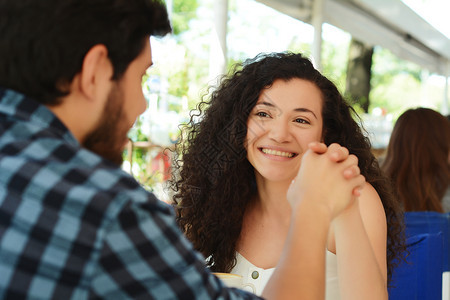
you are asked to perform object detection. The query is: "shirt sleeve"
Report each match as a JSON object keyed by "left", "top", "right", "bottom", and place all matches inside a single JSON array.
[{"left": 90, "top": 197, "right": 262, "bottom": 299}]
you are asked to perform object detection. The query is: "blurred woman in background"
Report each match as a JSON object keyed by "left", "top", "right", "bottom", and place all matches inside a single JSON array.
[{"left": 382, "top": 107, "right": 450, "bottom": 212}]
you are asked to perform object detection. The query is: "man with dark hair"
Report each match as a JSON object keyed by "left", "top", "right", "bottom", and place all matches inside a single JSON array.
[{"left": 0, "top": 0, "right": 365, "bottom": 299}]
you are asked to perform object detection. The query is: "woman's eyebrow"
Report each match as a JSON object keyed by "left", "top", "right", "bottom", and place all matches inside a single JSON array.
[
  {"left": 293, "top": 108, "right": 318, "bottom": 119},
  {"left": 255, "top": 101, "right": 318, "bottom": 119},
  {"left": 255, "top": 101, "right": 276, "bottom": 108}
]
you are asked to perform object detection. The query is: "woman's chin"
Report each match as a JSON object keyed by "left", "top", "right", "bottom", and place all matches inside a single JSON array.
[{"left": 257, "top": 171, "right": 297, "bottom": 184}]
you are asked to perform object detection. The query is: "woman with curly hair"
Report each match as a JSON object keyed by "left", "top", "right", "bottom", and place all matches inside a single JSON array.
[
  {"left": 382, "top": 107, "right": 450, "bottom": 212},
  {"left": 170, "top": 52, "right": 405, "bottom": 299}
]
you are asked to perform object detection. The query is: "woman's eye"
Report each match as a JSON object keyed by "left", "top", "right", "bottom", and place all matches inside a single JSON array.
[
  {"left": 295, "top": 118, "right": 309, "bottom": 124},
  {"left": 256, "top": 111, "right": 269, "bottom": 118}
]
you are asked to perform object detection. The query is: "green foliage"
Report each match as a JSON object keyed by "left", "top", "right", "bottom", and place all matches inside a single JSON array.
[
  {"left": 226, "top": 57, "right": 243, "bottom": 73},
  {"left": 321, "top": 41, "right": 349, "bottom": 93},
  {"left": 127, "top": 117, "right": 148, "bottom": 142},
  {"left": 370, "top": 73, "right": 422, "bottom": 116},
  {"left": 122, "top": 146, "right": 167, "bottom": 194},
  {"left": 171, "top": 0, "right": 199, "bottom": 35},
  {"left": 287, "top": 40, "right": 311, "bottom": 57},
  {"left": 370, "top": 46, "right": 423, "bottom": 114},
  {"left": 167, "top": 60, "right": 189, "bottom": 98},
  {"left": 372, "top": 47, "right": 422, "bottom": 87},
  {"left": 287, "top": 38, "right": 349, "bottom": 94}
]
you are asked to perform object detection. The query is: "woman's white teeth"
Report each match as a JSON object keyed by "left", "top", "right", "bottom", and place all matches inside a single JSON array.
[{"left": 262, "top": 148, "right": 294, "bottom": 158}]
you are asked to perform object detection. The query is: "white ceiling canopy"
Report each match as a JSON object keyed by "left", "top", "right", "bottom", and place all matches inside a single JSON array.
[{"left": 255, "top": 0, "right": 450, "bottom": 76}]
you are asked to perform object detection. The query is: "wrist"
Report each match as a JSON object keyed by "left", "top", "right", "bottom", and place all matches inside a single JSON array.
[{"left": 291, "top": 196, "right": 333, "bottom": 226}]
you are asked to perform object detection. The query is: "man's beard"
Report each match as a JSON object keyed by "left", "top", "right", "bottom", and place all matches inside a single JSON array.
[{"left": 83, "top": 84, "right": 131, "bottom": 166}]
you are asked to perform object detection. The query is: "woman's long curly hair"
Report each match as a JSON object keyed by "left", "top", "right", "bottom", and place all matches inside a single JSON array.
[
  {"left": 170, "top": 52, "right": 406, "bottom": 283},
  {"left": 382, "top": 107, "right": 450, "bottom": 212}
]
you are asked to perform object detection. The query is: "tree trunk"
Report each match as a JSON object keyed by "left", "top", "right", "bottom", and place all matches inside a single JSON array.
[{"left": 345, "top": 38, "right": 374, "bottom": 113}]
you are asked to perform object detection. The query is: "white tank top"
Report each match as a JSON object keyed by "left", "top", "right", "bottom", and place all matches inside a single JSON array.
[{"left": 231, "top": 251, "right": 340, "bottom": 299}]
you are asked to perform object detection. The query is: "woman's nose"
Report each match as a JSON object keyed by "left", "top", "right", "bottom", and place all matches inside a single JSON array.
[{"left": 268, "top": 120, "right": 292, "bottom": 143}]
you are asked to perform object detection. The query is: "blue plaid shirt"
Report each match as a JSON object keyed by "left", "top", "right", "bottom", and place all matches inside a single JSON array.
[{"left": 0, "top": 88, "right": 261, "bottom": 299}]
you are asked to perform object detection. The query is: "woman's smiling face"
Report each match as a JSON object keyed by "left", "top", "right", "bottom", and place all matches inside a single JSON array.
[{"left": 245, "top": 78, "right": 324, "bottom": 183}]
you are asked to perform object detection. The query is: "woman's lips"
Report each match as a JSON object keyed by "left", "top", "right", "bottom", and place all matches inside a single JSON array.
[{"left": 259, "top": 147, "right": 298, "bottom": 158}]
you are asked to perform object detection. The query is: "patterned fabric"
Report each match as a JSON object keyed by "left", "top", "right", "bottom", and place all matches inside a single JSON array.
[{"left": 0, "top": 87, "right": 261, "bottom": 299}]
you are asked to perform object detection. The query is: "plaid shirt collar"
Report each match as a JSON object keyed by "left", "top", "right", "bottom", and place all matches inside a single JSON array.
[{"left": 0, "top": 87, "right": 78, "bottom": 147}]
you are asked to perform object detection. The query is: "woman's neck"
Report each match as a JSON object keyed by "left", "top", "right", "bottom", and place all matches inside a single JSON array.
[
  {"left": 237, "top": 174, "right": 293, "bottom": 267},
  {"left": 253, "top": 174, "right": 292, "bottom": 217}
]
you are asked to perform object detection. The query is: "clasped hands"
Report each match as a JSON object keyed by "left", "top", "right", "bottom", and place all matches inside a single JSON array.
[{"left": 287, "top": 142, "right": 365, "bottom": 220}]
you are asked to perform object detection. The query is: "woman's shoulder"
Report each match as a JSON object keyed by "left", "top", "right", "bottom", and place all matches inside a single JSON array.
[
  {"left": 358, "top": 182, "right": 387, "bottom": 238},
  {"left": 359, "top": 183, "right": 386, "bottom": 216}
]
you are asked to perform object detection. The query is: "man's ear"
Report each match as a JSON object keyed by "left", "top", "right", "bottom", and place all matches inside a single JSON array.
[{"left": 77, "top": 44, "right": 112, "bottom": 100}]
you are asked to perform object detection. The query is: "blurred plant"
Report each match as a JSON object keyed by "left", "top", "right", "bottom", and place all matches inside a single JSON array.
[
  {"left": 170, "top": 0, "right": 199, "bottom": 36},
  {"left": 371, "top": 46, "right": 423, "bottom": 115},
  {"left": 136, "top": 167, "right": 164, "bottom": 192}
]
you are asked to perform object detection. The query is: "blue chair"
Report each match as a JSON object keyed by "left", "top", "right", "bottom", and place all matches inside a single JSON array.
[{"left": 388, "top": 212, "right": 450, "bottom": 300}]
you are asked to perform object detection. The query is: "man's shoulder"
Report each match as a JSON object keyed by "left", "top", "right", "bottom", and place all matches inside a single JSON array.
[
  {"left": 0, "top": 123, "right": 170, "bottom": 219},
  {"left": 0, "top": 138, "right": 174, "bottom": 299},
  {"left": 0, "top": 88, "right": 171, "bottom": 220}
]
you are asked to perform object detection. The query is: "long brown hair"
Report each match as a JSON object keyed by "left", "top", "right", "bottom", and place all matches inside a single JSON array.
[
  {"left": 170, "top": 52, "right": 406, "bottom": 283},
  {"left": 382, "top": 107, "right": 450, "bottom": 212}
]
